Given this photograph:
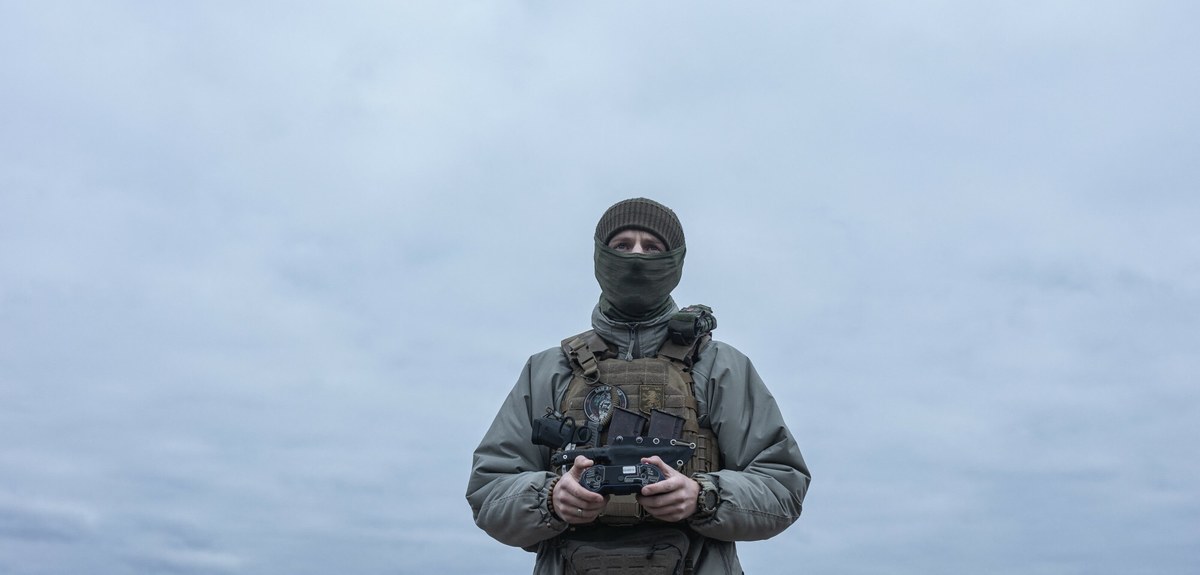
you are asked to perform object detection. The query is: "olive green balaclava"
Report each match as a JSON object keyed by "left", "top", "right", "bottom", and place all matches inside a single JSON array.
[{"left": 593, "top": 198, "right": 687, "bottom": 322}]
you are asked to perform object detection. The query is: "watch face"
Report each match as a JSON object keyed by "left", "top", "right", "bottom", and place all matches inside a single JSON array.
[{"left": 702, "top": 488, "right": 718, "bottom": 511}]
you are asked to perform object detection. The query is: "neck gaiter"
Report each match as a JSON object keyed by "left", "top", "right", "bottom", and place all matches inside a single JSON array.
[{"left": 594, "top": 239, "right": 686, "bottom": 323}]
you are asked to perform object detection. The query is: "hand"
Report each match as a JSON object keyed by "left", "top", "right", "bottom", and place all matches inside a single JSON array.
[
  {"left": 552, "top": 455, "right": 609, "bottom": 524},
  {"left": 636, "top": 455, "right": 700, "bottom": 522}
]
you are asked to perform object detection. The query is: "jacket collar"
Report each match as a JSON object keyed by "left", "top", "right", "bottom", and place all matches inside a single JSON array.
[{"left": 591, "top": 298, "right": 678, "bottom": 360}]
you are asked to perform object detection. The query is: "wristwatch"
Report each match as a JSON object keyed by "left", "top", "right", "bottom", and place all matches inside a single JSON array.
[{"left": 694, "top": 475, "right": 719, "bottom": 518}]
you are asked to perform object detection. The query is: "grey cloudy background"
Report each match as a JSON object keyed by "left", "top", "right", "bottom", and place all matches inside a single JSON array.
[{"left": 2, "top": 1, "right": 1198, "bottom": 574}]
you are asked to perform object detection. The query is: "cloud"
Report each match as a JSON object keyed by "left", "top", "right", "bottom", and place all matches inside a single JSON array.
[
  {"left": 123, "top": 548, "right": 243, "bottom": 575},
  {"left": 0, "top": 498, "right": 97, "bottom": 544},
  {"left": 2, "top": 2, "right": 1198, "bottom": 574}
]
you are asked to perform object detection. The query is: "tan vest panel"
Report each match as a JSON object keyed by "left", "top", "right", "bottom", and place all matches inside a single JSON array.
[{"left": 557, "top": 331, "right": 719, "bottom": 524}]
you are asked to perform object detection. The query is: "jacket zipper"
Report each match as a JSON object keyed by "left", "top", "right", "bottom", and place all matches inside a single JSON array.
[{"left": 625, "top": 323, "right": 639, "bottom": 360}]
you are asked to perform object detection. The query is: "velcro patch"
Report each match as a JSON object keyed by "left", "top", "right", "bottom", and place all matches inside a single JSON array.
[{"left": 640, "top": 384, "right": 664, "bottom": 414}]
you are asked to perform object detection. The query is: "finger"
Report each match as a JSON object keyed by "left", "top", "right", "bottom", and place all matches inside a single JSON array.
[
  {"left": 568, "top": 455, "right": 595, "bottom": 480},
  {"left": 557, "top": 489, "right": 607, "bottom": 523},
  {"left": 639, "top": 476, "right": 685, "bottom": 498},
  {"left": 573, "top": 455, "right": 595, "bottom": 469},
  {"left": 640, "top": 455, "right": 678, "bottom": 478},
  {"left": 561, "top": 489, "right": 606, "bottom": 510},
  {"left": 638, "top": 498, "right": 684, "bottom": 522},
  {"left": 570, "top": 507, "right": 603, "bottom": 524},
  {"left": 638, "top": 457, "right": 682, "bottom": 496},
  {"left": 556, "top": 491, "right": 600, "bottom": 521},
  {"left": 560, "top": 506, "right": 589, "bottom": 524},
  {"left": 559, "top": 474, "right": 607, "bottom": 507},
  {"left": 562, "top": 457, "right": 605, "bottom": 504},
  {"left": 638, "top": 488, "right": 689, "bottom": 517},
  {"left": 563, "top": 502, "right": 589, "bottom": 522}
]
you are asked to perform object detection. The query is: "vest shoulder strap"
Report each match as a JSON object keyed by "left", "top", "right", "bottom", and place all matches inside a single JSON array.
[
  {"left": 656, "top": 333, "right": 710, "bottom": 370},
  {"left": 561, "top": 304, "right": 716, "bottom": 374},
  {"left": 659, "top": 304, "right": 717, "bottom": 369},
  {"left": 560, "top": 329, "right": 614, "bottom": 381}
]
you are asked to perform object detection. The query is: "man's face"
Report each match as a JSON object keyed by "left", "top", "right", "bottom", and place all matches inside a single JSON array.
[{"left": 608, "top": 229, "right": 666, "bottom": 254}]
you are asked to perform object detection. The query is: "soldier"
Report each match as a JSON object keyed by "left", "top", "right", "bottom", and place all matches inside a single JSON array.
[{"left": 467, "top": 198, "right": 810, "bottom": 574}]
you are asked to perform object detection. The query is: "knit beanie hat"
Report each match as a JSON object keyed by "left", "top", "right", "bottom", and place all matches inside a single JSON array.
[{"left": 594, "top": 198, "right": 686, "bottom": 251}]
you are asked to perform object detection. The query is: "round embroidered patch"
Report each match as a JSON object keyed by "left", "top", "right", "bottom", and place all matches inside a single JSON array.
[{"left": 583, "top": 385, "right": 628, "bottom": 423}]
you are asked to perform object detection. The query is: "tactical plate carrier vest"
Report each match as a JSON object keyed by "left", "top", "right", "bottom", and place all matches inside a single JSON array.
[{"left": 556, "top": 306, "right": 720, "bottom": 525}]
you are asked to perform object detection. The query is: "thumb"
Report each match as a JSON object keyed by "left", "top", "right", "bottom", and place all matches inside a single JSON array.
[
  {"left": 641, "top": 455, "right": 678, "bottom": 479},
  {"left": 569, "top": 455, "right": 595, "bottom": 479}
]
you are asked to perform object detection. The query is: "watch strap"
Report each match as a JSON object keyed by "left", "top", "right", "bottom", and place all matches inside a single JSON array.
[{"left": 693, "top": 474, "right": 719, "bottom": 518}]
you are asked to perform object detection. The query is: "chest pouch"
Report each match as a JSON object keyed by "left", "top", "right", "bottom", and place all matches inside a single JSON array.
[{"left": 558, "top": 526, "right": 692, "bottom": 575}]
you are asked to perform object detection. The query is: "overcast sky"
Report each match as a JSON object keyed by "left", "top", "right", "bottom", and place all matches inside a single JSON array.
[{"left": 2, "top": 2, "right": 1198, "bottom": 574}]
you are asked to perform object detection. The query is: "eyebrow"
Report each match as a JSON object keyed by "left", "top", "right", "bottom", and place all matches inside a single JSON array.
[{"left": 609, "top": 231, "right": 665, "bottom": 248}]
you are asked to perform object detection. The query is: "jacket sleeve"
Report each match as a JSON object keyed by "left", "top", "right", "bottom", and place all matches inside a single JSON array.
[
  {"left": 465, "top": 351, "right": 572, "bottom": 549},
  {"left": 687, "top": 341, "right": 811, "bottom": 541}
]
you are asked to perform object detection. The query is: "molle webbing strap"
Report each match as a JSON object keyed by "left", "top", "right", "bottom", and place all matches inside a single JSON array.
[
  {"left": 658, "top": 333, "right": 719, "bottom": 478},
  {"left": 561, "top": 330, "right": 614, "bottom": 381},
  {"left": 599, "top": 495, "right": 642, "bottom": 525},
  {"left": 656, "top": 333, "right": 711, "bottom": 371}
]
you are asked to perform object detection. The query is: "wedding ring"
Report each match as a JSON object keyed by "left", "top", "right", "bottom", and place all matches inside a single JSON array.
[{"left": 576, "top": 507, "right": 583, "bottom": 517}]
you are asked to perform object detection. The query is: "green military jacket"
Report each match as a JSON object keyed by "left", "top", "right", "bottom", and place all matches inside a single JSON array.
[{"left": 466, "top": 303, "right": 810, "bottom": 574}]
